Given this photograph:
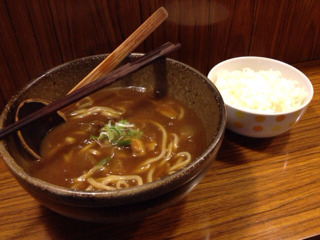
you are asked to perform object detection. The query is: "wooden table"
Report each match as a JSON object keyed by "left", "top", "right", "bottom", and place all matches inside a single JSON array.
[{"left": 0, "top": 60, "right": 319, "bottom": 239}]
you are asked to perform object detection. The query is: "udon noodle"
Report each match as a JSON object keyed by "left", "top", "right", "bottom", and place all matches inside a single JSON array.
[{"left": 27, "top": 87, "right": 206, "bottom": 191}]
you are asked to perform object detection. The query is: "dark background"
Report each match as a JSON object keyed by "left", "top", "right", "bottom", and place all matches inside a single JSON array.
[{"left": 0, "top": 0, "right": 319, "bottom": 109}]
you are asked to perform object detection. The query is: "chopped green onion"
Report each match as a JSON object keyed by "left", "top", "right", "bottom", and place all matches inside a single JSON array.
[
  {"left": 95, "top": 119, "right": 143, "bottom": 145},
  {"left": 97, "top": 156, "right": 111, "bottom": 166},
  {"left": 117, "top": 139, "right": 132, "bottom": 146},
  {"left": 90, "top": 135, "right": 98, "bottom": 140}
]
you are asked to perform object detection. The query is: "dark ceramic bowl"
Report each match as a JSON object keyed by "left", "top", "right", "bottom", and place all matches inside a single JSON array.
[{"left": 0, "top": 54, "right": 226, "bottom": 223}]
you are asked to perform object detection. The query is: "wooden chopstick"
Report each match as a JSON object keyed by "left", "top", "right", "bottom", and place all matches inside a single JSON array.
[
  {"left": 0, "top": 42, "right": 181, "bottom": 139},
  {"left": 68, "top": 7, "right": 168, "bottom": 93}
]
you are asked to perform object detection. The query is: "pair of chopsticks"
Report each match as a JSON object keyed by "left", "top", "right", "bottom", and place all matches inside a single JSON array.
[{"left": 0, "top": 42, "right": 181, "bottom": 139}]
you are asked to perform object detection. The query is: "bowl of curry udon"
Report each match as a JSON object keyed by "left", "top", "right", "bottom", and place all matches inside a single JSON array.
[{"left": 0, "top": 54, "right": 226, "bottom": 223}]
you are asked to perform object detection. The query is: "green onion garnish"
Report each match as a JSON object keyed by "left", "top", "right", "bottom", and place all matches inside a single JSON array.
[
  {"left": 93, "top": 119, "right": 143, "bottom": 146},
  {"left": 117, "top": 139, "right": 132, "bottom": 146},
  {"left": 97, "top": 156, "right": 111, "bottom": 166}
]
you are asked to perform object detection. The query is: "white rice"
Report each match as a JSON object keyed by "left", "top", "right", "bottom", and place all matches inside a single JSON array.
[{"left": 214, "top": 68, "right": 308, "bottom": 113}]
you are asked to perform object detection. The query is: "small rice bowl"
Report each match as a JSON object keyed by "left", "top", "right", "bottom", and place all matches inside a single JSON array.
[
  {"left": 215, "top": 68, "right": 308, "bottom": 114},
  {"left": 208, "top": 56, "right": 313, "bottom": 138}
]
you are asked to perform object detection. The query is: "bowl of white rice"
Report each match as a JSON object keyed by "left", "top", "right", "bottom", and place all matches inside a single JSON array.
[{"left": 207, "top": 56, "right": 313, "bottom": 138}]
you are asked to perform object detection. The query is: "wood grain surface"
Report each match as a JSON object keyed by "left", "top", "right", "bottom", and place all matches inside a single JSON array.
[
  {"left": 0, "top": 60, "right": 319, "bottom": 239},
  {"left": 0, "top": 0, "right": 319, "bottom": 109},
  {"left": 0, "top": 1, "right": 320, "bottom": 239}
]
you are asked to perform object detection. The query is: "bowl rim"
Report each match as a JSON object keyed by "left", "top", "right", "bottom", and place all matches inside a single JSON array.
[
  {"left": 207, "top": 56, "right": 314, "bottom": 116},
  {"left": 0, "top": 54, "right": 226, "bottom": 203}
]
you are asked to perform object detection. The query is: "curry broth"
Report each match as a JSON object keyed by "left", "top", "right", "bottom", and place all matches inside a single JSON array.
[{"left": 27, "top": 87, "right": 207, "bottom": 190}]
